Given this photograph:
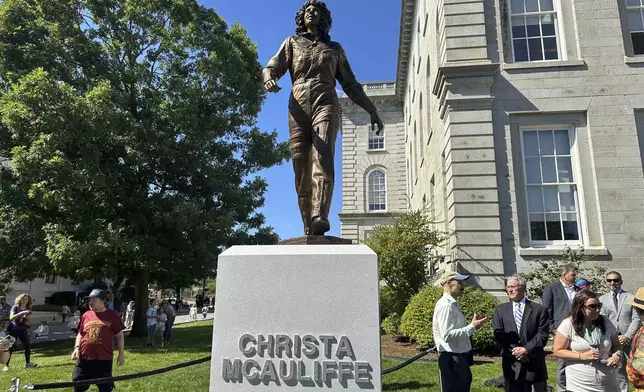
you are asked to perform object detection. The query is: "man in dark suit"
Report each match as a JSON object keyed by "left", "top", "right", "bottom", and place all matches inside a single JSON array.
[
  {"left": 494, "top": 275, "right": 550, "bottom": 392},
  {"left": 541, "top": 264, "right": 577, "bottom": 392}
]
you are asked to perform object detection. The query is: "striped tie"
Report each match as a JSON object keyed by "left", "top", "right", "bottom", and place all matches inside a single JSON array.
[{"left": 514, "top": 302, "right": 523, "bottom": 331}]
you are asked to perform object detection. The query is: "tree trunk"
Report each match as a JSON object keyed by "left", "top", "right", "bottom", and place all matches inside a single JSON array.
[
  {"left": 129, "top": 270, "right": 149, "bottom": 337},
  {"left": 111, "top": 275, "right": 125, "bottom": 294}
]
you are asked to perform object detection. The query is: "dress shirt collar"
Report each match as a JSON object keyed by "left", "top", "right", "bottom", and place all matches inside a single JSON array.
[
  {"left": 513, "top": 297, "right": 527, "bottom": 306},
  {"left": 561, "top": 279, "right": 575, "bottom": 289},
  {"left": 442, "top": 292, "right": 457, "bottom": 303}
]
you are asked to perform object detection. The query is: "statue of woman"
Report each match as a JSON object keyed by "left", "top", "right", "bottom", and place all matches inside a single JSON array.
[{"left": 263, "top": 0, "right": 384, "bottom": 236}]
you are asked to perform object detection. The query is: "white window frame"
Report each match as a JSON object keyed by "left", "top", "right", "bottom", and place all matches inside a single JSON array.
[
  {"left": 44, "top": 274, "right": 56, "bottom": 284},
  {"left": 626, "top": 0, "right": 644, "bottom": 55},
  {"left": 519, "top": 125, "right": 586, "bottom": 247},
  {"left": 367, "top": 125, "right": 385, "bottom": 151},
  {"left": 366, "top": 168, "right": 387, "bottom": 212},
  {"left": 507, "top": 0, "right": 567, "bottom": 62}
]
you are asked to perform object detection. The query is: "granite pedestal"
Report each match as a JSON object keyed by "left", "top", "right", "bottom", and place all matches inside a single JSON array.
[{"left": 209, "top": 244, "right": 381, "bottom": 391}]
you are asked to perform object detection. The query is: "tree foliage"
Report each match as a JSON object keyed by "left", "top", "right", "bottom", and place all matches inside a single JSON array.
[
  {"left": 520, "top": 246, "right": 607, "bottom": 300},
  {"left": 364, "top": 210, "right": 451, "bottom": 328},
  {"left": 0, "top": 0, "right": 289, "bottom": 334}
]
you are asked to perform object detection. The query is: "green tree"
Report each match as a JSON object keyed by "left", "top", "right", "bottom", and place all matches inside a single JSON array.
[
  {"left": 364, "top": 210, "right": 451, "bottom": 332},
  {"left": 0, "top": 0, "right": 289, "bottom": 336},
  {"left": 520, "top": 246, "right": 607, "bottom": 300}
]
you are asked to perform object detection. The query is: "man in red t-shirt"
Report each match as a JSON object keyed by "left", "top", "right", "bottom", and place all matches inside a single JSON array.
[{"left": 71, "top": 289, "right": 125, "bottom": 392}]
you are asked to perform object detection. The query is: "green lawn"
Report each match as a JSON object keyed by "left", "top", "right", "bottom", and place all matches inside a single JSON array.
[{"left": 0, "top": 321, "right": 558, "bottom": 391}]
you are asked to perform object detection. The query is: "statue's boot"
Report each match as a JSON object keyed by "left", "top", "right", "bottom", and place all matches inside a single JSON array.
[
  {"left": 309, "top": 216, "right": 330, "bottom": 235},
  {"left": 298, "top": 195, "right": 312, "bottom": 235}
]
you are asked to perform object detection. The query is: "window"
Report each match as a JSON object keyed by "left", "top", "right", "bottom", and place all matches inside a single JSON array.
[
  {"left": 522, "top": 129, "right": 580, "bottom": 245},
  {"left": 626, "top": 0, "right": 644, "bottom": 54},
  {"left": 367, "top": 170, "right": 387, "bottom": 212},
  {"left": 368, "top": 125, "right": 384, "bottom": 150},
  {"left": 509, "top": 0, "right": 560, "bottom": 62},
  {"left": 44, "top": 275, "right": 56, "bottom": 284}
]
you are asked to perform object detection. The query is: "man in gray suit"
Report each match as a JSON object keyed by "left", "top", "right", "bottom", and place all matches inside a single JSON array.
[
  {"left": 600, "top": 271, "right": 642, "bottom": 392},
  {"left": 541, "top": 264, "right": 577, "bottom": 392}
]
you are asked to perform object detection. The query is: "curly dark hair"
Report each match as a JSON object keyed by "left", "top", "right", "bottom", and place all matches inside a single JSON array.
[
  {"left": 569, "top": 289, "right": 606, "bottom": 337},
  {"left": 295, "top": 0, "right": 332, "bottom": 42}
]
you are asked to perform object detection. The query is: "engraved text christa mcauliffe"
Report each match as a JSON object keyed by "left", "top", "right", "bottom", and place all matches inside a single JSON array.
[{"left": 221, "top": 334, "right": 373, "bottom": 387}]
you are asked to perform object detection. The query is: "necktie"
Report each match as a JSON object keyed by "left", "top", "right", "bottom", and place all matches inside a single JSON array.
[
  {"left": 514, "top": 302, "right": 523, "bottom": 331},
  {"left": 613, "top": 292, "right": 619, "bottom": 311}
]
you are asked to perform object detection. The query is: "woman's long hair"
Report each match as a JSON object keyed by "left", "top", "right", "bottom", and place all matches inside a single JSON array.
[
  {"left": 569, "top": 289, "right": 606, "bottom": 337},
  {"left": 14, "top": 293, "right": 34, "bottom": 309},
  {"left": 295, "top": 0, "right": 332, "bottom": 42}
]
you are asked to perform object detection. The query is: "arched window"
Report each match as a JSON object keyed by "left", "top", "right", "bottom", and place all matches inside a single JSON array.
[{"left": 368, "top": 170, "right": 387, "bottom": 212}]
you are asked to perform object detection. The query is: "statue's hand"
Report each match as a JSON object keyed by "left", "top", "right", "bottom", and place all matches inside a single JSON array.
[
  {"left": 370, "top": 111, "right": 384, "bottom": 135},
  {"left": 264, "top": 80, "right": 281, "bottom": 93}
]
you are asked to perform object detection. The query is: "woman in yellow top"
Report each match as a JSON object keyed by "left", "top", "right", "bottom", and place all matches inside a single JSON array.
[{"left": 627, "top": 287, "right": 644, "bottom": 390}]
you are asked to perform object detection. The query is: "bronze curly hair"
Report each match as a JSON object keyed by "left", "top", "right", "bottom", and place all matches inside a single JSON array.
[{"left": 295, "top": 0, "right": 332, "bottom": 42}]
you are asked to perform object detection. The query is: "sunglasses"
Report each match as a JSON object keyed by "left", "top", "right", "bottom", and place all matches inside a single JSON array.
[
  {"left": 585, "top": 303, "right": 602, "bottom": 310},
  {"left": 606, "top": 279, "right": 620, "bottom": 283}
]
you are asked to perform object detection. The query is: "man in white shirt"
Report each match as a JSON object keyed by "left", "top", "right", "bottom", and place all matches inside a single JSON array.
[{"left": 433, "top": 270, "right": 488, "bottom": 392}]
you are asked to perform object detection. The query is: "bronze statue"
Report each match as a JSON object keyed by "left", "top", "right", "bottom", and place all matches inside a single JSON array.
[{"left": 263, "top": 0, "right": 384, "bottom": 236}]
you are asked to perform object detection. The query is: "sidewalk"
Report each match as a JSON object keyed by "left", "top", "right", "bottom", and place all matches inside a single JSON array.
[{"left": 25, "top": 311, "right": 214, "bottom": 343}]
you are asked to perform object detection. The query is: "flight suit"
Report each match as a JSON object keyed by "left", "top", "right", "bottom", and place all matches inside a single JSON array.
[{"left": 262, "top": 34, "right": 377, "bottom": 235}]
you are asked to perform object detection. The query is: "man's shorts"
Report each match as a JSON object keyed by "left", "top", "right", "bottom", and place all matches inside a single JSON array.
[
  {"left": 72, "top": 359, "right": 114, "bottom": 392},
  {"left": 147, "top": 325, "right": 156, "bottom": 336}
]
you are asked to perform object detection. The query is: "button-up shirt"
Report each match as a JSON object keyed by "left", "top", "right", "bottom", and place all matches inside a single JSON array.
[
  {"left": 513, "top": 297, "right": 527, "bottom": 331},
  {"left": 433, "top": 292, "right": 476, "bottom": 353},
  {"left": 561, "top": 280, "right": 576, "bottom": 306}
]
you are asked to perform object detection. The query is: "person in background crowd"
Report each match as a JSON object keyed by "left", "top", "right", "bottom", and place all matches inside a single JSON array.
[
  {"left": 600, "top": 271, "right": 642, "bottom": 392},
  {"left": 68, "top": 311, "right": 81, "bottom": 337},
  {"left": 154, "top": 307, "right": 167, "bottom": 348},
  {"left": 146, "top": 299, "right": 157, "bottom": 347},
  {"left": 30, "top": 321, "right": 49, "bottom": 340},
  {"left": 553, "top": 289, "right": 621, "bottom": 392},
  {"left": 576, "top": 279, "right": 591, "bottom": 291},
  {"left": 195, "top": 293, "right": 203, "bottom": 311},
  {"left": 6, "top": 293, "right": 37, "bottom": 370},
  {"left": 202, "top": 304, "right": 209, "bottom": 319},
  {"left": 106, "top": 292, "right": 123, "bottom": 318},
  {"left": 125, "top": 301, "right": 135, "bottom": 329},
  {"left": 161, "top": 300, "right": 175, "bottom": 346},
  {"left": 79, "top": 297, "right": 90, "bottom": 317},
  {"left": 71, "top": 289, "right": 125, "bottom": 392},
  {"left": 626, "top": 287, "right": 644, "bottom": 391},
  {"left": 542, "top": 264, "right": 578, "bottom": 392},
  {"left": 61, "top": 304, "right": 71, "bottom": 323},
  {"left": 433, "top": 270, "right": 488, "bottom": 392},
  {"left": 493, "top": 275, "right": 550, "bottom": 392},
  {"left": 189, "top": 304, "right": 197, "bottom": 321},
  {"left": 0, "top": 296, "right": 11, "bottom": 331}
]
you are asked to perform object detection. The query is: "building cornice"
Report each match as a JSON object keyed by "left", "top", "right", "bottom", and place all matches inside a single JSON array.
[{"left": 395, "top": 0, "right": 415, "bottom": 101}]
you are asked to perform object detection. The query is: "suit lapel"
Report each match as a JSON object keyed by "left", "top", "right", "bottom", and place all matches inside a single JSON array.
[
  {"left": 520, "top": 300, "right": 532, "bottom": 335},
  {"left": 505, "top": 302, "right": 518, "bottom": 333},
  {"left": 617, "top": 292, "right": 627, "bottom": 318}
]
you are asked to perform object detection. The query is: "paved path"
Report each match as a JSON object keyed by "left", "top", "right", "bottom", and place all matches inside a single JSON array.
[{"left": 26, "top": 311, "right": 214, "bottom": 342}]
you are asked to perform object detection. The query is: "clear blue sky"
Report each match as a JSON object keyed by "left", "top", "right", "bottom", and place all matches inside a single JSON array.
[{"left": 203, "top": 0, "right": 401, "bottom": 239}]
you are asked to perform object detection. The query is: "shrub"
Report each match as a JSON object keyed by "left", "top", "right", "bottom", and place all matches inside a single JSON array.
[
  {"left": 520, "top": 246, "right": 607, "bottom": 300},
  {"left": 382, "top": 313, "right": 402, "bottom": 336},
  {"left": 400, "top": 286, "right": 499, "bottom": 352},
  {"left": 364, "top": 210, "right": 451, "bottom": 320}
]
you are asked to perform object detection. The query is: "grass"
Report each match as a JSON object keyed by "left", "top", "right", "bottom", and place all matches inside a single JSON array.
[{"left": 0, "top": 321, "right": 559, "bottom": 391}]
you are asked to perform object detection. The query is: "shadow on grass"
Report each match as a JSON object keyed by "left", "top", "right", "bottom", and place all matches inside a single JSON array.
[
  {"left": 384, "top": 381, "right": 436, "bottom": 390},
  {"left": 34, "top": 322, "right": 214, "bottom": 357}
]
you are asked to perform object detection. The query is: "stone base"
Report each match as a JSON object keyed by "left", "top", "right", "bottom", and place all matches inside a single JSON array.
[
  {"left": 209, "top": 245, "right": 381, "bottom": 391},
  {"left": 279, "top": 235, "right": 353, "bottom": 245}
]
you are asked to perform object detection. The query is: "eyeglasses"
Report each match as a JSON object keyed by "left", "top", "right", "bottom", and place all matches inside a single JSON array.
[
  {"left": 606, "top": 279, "right": 620, "bottom": 283},
  {"left": 585, "top": 303, "right": 602, "bottom": 310}
]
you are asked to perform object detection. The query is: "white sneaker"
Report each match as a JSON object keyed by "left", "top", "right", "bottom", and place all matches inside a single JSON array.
[
  {"left": 25, "top": 362, "right": 37, "bottom": 368},
  {"left": 2, "top": 365, "right": 8, "bottom": 371}
]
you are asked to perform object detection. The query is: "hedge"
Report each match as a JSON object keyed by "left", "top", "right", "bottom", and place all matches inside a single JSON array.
[{"left": 400, "top": 285, "right": 499, "bottom": 352}]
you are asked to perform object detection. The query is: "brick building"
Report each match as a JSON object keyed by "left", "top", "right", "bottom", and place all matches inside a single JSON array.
[{"left": 340, "top": 0, "right": 644, "bottom": 295}]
